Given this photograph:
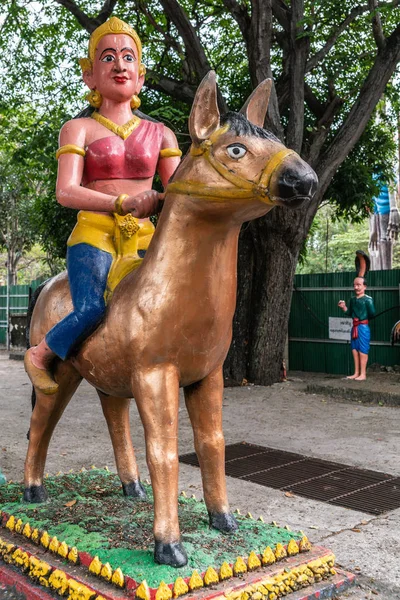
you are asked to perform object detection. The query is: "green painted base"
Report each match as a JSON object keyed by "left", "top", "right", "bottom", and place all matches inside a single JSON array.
[{"left": 0, "top": 470, "right": 329, "bottom": 599}]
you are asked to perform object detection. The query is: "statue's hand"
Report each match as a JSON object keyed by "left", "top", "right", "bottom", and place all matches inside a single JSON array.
[
  {"left": 124, "top": 190, "right": 165, "bottom": 218},
  {"left": 369, "top": 213, "right": 379, "bottom": 253},
  {"left": 387, "top": 207, "right": 400, "bottom": 241},
  {"left": 368, "top": 230, "right": 379, "bottom": 253}
]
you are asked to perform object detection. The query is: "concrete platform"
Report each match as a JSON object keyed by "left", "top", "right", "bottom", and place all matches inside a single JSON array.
[{"left": 293, "top": 371, "right": 400, "bottom": 406}]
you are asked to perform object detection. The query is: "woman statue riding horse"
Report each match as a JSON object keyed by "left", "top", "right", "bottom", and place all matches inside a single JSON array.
[
  {"left": 23, "top": 18, "right": 317, "bottom": 568},
  {"left": 24, "top": 17, "right": 181, "bottom": 395}
]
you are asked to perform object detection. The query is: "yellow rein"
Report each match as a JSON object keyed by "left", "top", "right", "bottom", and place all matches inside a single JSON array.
[{"left": 166, "top": 126, "right": 295, "bottom": 204}]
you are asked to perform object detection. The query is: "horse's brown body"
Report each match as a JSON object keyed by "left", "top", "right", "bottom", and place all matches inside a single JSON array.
[
  {"left": 25, "top": 73, "right": 317, "bottom": 566},
  {"left": 32, "top": 197, "right": 239, "bottom": 394}
]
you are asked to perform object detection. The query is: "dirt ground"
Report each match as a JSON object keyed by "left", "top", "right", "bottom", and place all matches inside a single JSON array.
[{"left": 1, "top": 350, "right": 400, "bottom": 599}]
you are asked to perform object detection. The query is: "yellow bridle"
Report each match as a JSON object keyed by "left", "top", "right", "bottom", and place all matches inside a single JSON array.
[{"left": 166, "top": 125, "right": 295, "bottom": 204}]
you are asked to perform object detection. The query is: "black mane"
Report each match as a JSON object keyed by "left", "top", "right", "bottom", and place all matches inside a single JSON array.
[{"left": 221, "top": 112, "right": 279, "bottom": 142}]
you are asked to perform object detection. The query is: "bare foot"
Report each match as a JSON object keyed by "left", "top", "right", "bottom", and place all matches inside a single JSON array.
[
  {"left": 24, "top": 348, "right": 59, "bottom": 395},
  {"left": 345, "top": 375, "right": 359, "bottom": 379},
  {"left": 354, "top": 375, "right": 366, "bottom": 381}
]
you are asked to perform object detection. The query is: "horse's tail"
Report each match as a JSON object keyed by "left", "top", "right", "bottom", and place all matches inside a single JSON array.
[{"left": 26, "top": 279, "right": 51, "bottom": 438}]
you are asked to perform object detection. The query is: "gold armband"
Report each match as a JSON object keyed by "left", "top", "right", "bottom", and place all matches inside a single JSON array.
[
  {"left": 159, "top": 148, "right": 182, "bottom": 159},
  {"left": 56, "top": 144, "right": 86, "bottom": 160},
  {"left": 114, "top": 194, "right": 129, "bottom": 216}
]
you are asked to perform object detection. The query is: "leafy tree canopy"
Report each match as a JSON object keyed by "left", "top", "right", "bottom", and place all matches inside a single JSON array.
[{"left": 0, "top": 0, "right": 399, "bottom": 258}]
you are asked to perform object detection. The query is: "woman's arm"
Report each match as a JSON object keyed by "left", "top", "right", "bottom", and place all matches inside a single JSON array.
[
  {"left": 56, "top": 119, "right": 119, "bottom": 212},
  {"left": 157, "top": 127, "right": 181, "bottom": 189}
]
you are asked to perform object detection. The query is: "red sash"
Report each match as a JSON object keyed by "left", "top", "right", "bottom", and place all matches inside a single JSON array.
[{"left": 352, "top": 318, "right": 368, "bottom": 339}]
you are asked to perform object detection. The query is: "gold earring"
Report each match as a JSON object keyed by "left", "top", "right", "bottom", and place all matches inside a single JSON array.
[
  {"left": 86, "top": 89, "right": 103, "bottom": 108},
  {"left": 130, "top": 95, "right": 141, "bottom": 110}
]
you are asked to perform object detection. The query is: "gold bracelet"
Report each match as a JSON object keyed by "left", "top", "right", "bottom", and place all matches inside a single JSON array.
[{"left": 115, "top": 194, "right": 129, "bottom": 216}]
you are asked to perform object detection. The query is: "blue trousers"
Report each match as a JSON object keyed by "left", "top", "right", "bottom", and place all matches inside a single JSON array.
[{"left": 46, "top": 243, "right": 113, "bottom": 360}]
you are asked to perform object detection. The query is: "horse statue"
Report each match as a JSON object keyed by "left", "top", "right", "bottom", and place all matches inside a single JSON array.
[{"left": 25, "top": 72, "right": 318, "bottom": 567}]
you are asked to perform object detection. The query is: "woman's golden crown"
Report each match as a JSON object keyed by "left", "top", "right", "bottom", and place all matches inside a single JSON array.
[{"left": 79, "top": 17, "right": 144, "bottom": 74}]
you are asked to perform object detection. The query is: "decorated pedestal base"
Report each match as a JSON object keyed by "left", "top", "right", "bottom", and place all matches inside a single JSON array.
[{"left": 0, "top": 470, "right": 355, "bottom": 600}]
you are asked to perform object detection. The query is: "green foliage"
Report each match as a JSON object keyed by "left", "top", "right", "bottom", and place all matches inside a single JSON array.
[
  {"left": 0, "top": 245, "right": 65, "bottom": 286},
  {"left": 324, "top": 114, "right": 398, "bottom": 223},
  {"left": 297, "top": 204, "right": 400, "bottom": 274},
  {"left": 0, "top": 103, "right": 76, "bottom": 263}
]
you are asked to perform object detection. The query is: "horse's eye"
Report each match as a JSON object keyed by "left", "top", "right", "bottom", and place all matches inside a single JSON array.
[{"left": 227, "top": 144, "right": 247, "bottom": 159}]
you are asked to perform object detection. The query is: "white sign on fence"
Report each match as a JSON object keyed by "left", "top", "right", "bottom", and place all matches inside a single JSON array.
[{"left": 328, "top": 317, "right": 352, "bottom": 341}]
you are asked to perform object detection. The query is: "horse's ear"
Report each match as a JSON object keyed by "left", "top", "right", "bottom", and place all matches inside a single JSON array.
[
  {"left": 240, "top": 79, "right": 272, "bottom": 128},
  {"left": 189, "top": 71, "right": 220, "bottom": 145}
]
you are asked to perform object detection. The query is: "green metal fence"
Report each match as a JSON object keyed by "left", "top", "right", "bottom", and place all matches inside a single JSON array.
[
  {"left": 1, "top": 272, "right": 399, "bottom": 374},
  {"left": 0, "top": 278, "right": 46, "bottom": 345},
  {"left": 289, "top": 270, "right": 400, "bottom": 374}
]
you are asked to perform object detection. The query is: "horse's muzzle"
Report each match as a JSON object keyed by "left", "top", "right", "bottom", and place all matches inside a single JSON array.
[{"left": 273, "top": 157, "right": 318, "bottom": 208}]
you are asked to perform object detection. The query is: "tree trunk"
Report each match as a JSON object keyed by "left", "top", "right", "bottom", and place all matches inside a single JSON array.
[
  {"left": 7, "top": 248, "right": 18, "bottom": 286},
  {"left": 224, "top": 201, "right": 310, "bottom": 385}
]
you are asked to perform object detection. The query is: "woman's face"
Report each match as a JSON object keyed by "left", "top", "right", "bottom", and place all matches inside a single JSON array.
[{"left": 84, "top": 33, "right": 143, "bottom": 102}]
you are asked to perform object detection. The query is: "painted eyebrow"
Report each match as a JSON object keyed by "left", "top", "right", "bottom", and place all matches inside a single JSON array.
[
  {"left": 99, "top": 48, "right": 116, "bottom": 58},
  {"left": 99, "top": 47, "right": 135, "bottom": 58}
]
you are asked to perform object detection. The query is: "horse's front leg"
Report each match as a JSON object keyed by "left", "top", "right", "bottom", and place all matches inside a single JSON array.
[
  {"left": 98, "top": 392, "right": 147, "bottom": 500},
  {"left": 132, "top": 365, "right": 186, "bottom": 567},
  {"left": 184, "top": 365, "right": 238, "bottom": 533}
]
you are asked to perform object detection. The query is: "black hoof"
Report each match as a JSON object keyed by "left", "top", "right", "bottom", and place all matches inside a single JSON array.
[
  {"left": 23, "top": 485, "right": 48, "bottom": 503},
  {"left": 209, "top": 511, "right": 238, "bottom": 533},
  {"left": 122, "top": 480, "right": 148, "bottom": 500},
  {"left": 154, "top": 540, "right": 188, "bottom": 567}
]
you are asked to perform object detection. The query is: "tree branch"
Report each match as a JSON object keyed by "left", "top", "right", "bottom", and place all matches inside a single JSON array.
[
  {"left": 306, "top": 5, "right": 367, "bottom": 72},
  {"left": 55, "top": 0, "right": 95, "bottom": 32},
  {"left": 316, "top": 23, "right": 400, "bottom": 196},
  {"left": 368, "top": 0, "right": 386, "bottom": 50},
  {"left": 286, "top": 0, "right": 309, "bottom": 152},
  {"left": 244, "top": 0, "right": 283, "bottom": 137},
  {"left": 158, "top": 0, "right": 211, "bottom": 79},
  {"left": 145, "top": 70, "right": 196, "bottom": 104},
  {"left": 272, "top": 0, "right": 290, "bottom": 32},
  {"left": 137, "top": 2, "right": 184, "bottom": 56},
  {"left": 306, "top": 95, "right": 344, "bottom": 165},
  {"left": 221, "top": 0, "right": 251, "bottom": 40},
  {"left": 303, "top": 83, "right": 326, "bottom": 119},
  {"left": 306, "top": 1, "right": 399, "bottom": 72}
]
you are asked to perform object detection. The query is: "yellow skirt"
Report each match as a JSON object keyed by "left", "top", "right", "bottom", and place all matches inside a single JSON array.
[{"left": 67, "top": 210, "right": 155, "bottom": 300}]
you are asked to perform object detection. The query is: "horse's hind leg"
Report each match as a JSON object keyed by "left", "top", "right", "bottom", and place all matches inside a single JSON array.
[
  {"left": 184, "top": 365, "right": 238, "bottom": 533},
  {"left": 24, "top": 361, "right": 82, "bottom": 502},
  {"left": 97, "top": 392, "right": 147, "bottom": 500}
]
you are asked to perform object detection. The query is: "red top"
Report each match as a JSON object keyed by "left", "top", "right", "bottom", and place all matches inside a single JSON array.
[{"left": 82, "top": 119, "right": 164, "bottom": 185}]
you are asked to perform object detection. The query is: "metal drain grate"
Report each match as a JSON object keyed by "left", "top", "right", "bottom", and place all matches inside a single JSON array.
[{"left": 179, "top": 442, "right": 400, "bottom": 515}]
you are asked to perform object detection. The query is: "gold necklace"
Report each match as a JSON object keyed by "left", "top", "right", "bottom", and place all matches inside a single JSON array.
[{"left": 91, "top": 112, "right": 141, "bottom": 140}]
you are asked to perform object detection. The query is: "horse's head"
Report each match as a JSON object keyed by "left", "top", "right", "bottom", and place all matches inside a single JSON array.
[{"left": 168, "top": 72, "right": 317, "bottom": 220}]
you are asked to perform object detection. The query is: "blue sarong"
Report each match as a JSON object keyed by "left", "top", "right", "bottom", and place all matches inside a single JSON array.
[{"left": 350, "top": 324, "right": 370, "bottom": 354}]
